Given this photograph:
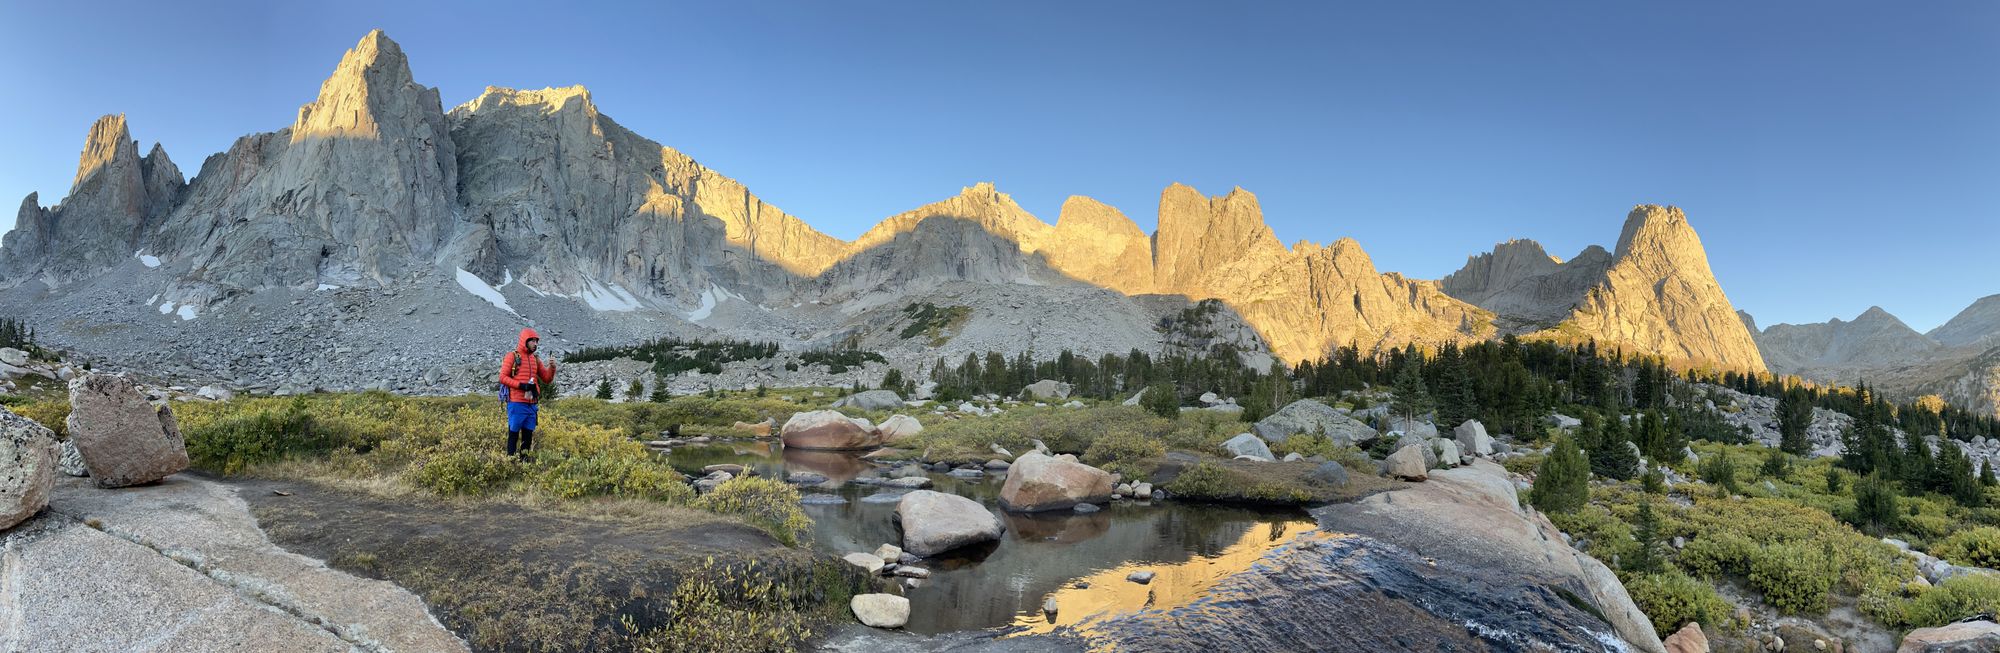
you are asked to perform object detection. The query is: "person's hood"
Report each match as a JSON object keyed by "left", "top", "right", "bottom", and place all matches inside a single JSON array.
[{"left": 517, "top": 328, "right": 540, "bottom": 353}]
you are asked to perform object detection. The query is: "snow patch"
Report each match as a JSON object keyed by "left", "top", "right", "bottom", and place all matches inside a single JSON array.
[
  {"left": 579, "top": 277, "right": 640, "bottom": 312},
  {"left": 315, "top": 284, "right": 339, "bottom": 292},
  {"left": 157, "top": 302, "right": 173, "bottom": 315},
  {"left": 134, "top": 251, "right": 160, "bottom": 268},
  {"left": 176, "top": 304, "right": 198, "bottom": 321},
  {"left": 455, "top": 268, "right": 518, "bottom": 315},
  {"left": 686, "top": 284, "right": 744, "bottom": 322}
]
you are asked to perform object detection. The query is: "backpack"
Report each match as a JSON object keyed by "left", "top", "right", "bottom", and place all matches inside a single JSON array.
[{"left": 498, "top": 351, "right": 520, "bottom": 405}]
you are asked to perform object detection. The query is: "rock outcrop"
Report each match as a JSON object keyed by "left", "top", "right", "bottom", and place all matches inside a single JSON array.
[
  {"left": 154, "top": 29, "right": 459, "bottom": 291},
  {"left": 1930, "top": 294, "right": 2000, "bottom": 349},
  {"left": 1898, "top": 619, "right": 2000, "bottom": 652},
  {"left": 1447, "top": 206, "right": 1765, "bottom": 373},
  {"left": 0, "top": 115, "right": 183, "bottom": 284},
  {"left": 1755, "top": 306, "right": 1942, "bottom": 382},
  {"left": 64, "top": 374, "right": 190, "bottom": 487},
  {"left": 1253, "top": 399, "right": 1374, "bottom": 447},
  {"left": 0, "top": 407, "right": 58, "bottom": 530},
  {"left": 1042, "top": 196, "right": 1155, "bottom": 294}
]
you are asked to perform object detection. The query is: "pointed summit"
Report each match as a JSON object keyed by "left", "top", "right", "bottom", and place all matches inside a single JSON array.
[
  {"left": 73, "top": 114, "right": 140, "bottom": 192},
  {"left": 294, "top": 29, "right": 425, "bottom": 140},
  {"left": 1152, "top": 183, "right": 1284, "bottom": 297},
  {"left": 1930, "top": 294, "right": 2000, "bottom": 348},
  {"left": 1046, "top": 195, "right": 1154, "bottom": 295}
]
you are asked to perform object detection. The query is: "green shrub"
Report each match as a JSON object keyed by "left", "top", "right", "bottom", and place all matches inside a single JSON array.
[
  {"left": 1699, "top": 450, "right": 1741, "bottom": 495},
  {"left": 533, "top": 452, "right": 692, "bottom": 503},
  {"left": 697, "top": 477, "right": 813, "bottom": 547},
  {"left": 1082, "top": 427, "right": 1164, "bottom": 476},
  {"left": 411, "top": 449, "right": 520, "bottom": 495},
  {"left": 1747, "top": 542, "right": 1832, "bottom": 614},
  {"left": 8, "top": 400, "right": 67, "bottom": 437},
  {"left": 1625, "top": 570, "right": 1733, "bottom": 634},
  {"left": 1899, "top": 575, "right": 2000, "bottom": 628},
  {"left": 1161, "top": 462, "right": 1316, "bottom": 504},
  {"left": 1931, "top": 527, "right": 2000, "bottom": 569},
  {"left": 1142, "top": 382, "right": 1179, "bottom": 419},
  {"left": 1273, "top": 432, "right": 1338, "bottom": 459}
]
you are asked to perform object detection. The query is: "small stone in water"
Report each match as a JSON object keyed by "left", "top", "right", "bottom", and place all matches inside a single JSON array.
[
  {"left": 1073, "top": 503, "right": 1101, "bottom": 514},
  {"left": 1127, "top": 570, "right": 1155, "bottom": 584},
  {"left": 1043, "top": 597, "right": 1058, "bottom": 614}
]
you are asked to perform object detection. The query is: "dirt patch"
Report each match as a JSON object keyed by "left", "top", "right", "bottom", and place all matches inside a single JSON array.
[{"left": 231, "top": 476, "right": 870, "bottom": 653}]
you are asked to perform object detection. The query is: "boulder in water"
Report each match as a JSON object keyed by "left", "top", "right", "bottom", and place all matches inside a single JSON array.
[
  {"left": 0, "top": 407, "right": 58, "bottom": 530},
  {"left": 833, "top": 390, "right": 903, "bottom": 411},
  {"left": 66, "top": 374, "right": 189, "bottom": 488},
  {"left": 780, "top": 410, "right": 882, "bottom": 450},
  {"left": 998, "top": 451, "right": 1114, "bottom": 512},
  {"left": 850, "top": 593, "right": 910, "bottom": 629},
  {"left": 896, "top": 490, "right": 1004, "bottom": 556}
]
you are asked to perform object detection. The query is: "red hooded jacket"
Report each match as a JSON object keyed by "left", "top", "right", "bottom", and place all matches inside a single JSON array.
[{"left": 499, "top": 328, "right": 555, "bottom": 404}]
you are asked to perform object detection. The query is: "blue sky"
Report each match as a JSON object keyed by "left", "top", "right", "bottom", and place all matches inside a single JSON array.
[{"left": 2, "top": 1, "right": 1995, "bottom": 331}]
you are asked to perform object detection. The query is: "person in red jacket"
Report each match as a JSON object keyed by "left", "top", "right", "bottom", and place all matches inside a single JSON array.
[{"left": 499, "top": 328, "right": 556, "bottom": 458}]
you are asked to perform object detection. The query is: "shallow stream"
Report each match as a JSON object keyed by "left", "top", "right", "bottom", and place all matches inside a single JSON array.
[{"left": 667, "top": 442, "right": 1316, "bottom": 635}]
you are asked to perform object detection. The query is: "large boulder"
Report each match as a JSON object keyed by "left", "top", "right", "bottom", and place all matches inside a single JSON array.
[
  {"left": 0, "top": 407, "right": 58, "bottom": 530},
  {"left": 1386, "top": 417, "right": 1439, "bottom": 440},
  {"left": 877, "top": 414, "right": 924, "bottom": 443},
  {"left": 851, "top": 593, "right": 910, "bottom": 629},
  {"left": 998, "top": 451, "right": 1115, "bottom": 512},
  {"left": 1222, "top": 433, "right": 1275, "bottom": 461},
  {"left": 1315, "top": 460, "right": 1666, "bottom": 652},
  {"left": 832, "top": 389, "right": 903, "bottom": 411},
  {"left": 1434, "top": 438, "right": 1462, "bottom": 467},
  {"left": 1253, "top": 399, "right": 1377, "bottom": 447},
  {"left": 1899, "top": 620, "right": 2000, "bottom": 652},
  {"left": 896, "top": 490, "right": 1005, "bottom": 556},
  {"left": 1021, "top": 379, "right": 1073, "bottom": 400},
  {"left": 781, "top": 410, "right": 883, "bottom": 450},
  {"left": 1455, "top": 420, "right": 1495, "bottom": 457},
  {"left": 0, "top": 347, "right": 26, "bottom": 366},
  {"left": 1386, "top": 445, "right": 1428, "bottom": 481},
  {"left": 1662, "top": 622, "right": 1708, "bottom": 653},
  {"left": 66, "top": 374, "right": 189, "bottom": 488}
]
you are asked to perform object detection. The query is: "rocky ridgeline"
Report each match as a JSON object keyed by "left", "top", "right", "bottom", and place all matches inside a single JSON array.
[
  {"left": 1750, "top": 298, "right": 2000, "bottom": 420},
  {"left": 1703, "top": 382, "right": 2000, "bottom": 479},
  {"left": 0, "top": 28, "right": 1782, "bottom": 398}
]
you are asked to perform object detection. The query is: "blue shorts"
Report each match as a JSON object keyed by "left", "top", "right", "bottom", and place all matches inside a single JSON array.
[{"left": 506, "top": 401, "right": 539, "bottom": 432}]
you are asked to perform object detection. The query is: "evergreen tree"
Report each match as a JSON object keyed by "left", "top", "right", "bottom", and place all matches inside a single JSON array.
[
  {"left": 1390, "top": 363, "right": 1433, "bottom": 425},
  {"left": 1635, "top": 410, "right": 1672, "bottom": 463},
  {"left": 1530, "top": 435, "right": 1591, "bottom": 515},
  {"left": 1851, "top": 474, "right": 1900, "bottom": 535},
  {"left": 626, "top": 378, "right": 645, "bottom": 401},
  {"left": 1934, "top": 442, "right": 1981, "bottom": 505},
  {"left": 1699, "top": 451, "right": 1740, "bottom": 496},
  {"left": 1626, "top": 500, "right": 1665, "bottom": 574},
  {"left": 1825, "top": 466, "right": 1844, "bottom": 494},
  {"left": 1142, "top": 382, "right": 1180, "bottom": 419},
  {"left": 1983, "top": 459, "right": 1997, "bottom": 488},
  {"left": 1777, "top": 387, "right": 1814, "bottom": 455},
  {"left": 1586, "top": 411, "right": 1640, "bottom": 481},
  {"left": 1901, "top": 432, "right": 1936, "bottom": 493},
  {"left": 1759, "top": 446, "right": 1791, "bottom": 481},
  {"left": 1432, "top": 344, "right": 1478, "bottom": 426},
  {"left": 881, "top": 368, "right": 905, "bottom": 392}
]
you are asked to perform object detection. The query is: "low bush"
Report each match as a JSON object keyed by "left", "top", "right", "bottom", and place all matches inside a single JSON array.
[
  {"left": 1747, "top": 542, "right": 1832, "bottom": 614},
  {"left": 1897, "top": 575, "right": 2000, "bottom": 629},
  {"left": 697, "top": 477, "right": 813, "bottom": 547},
  {"left": 1931, "top": 526, "right": 2000, "bottom": 569},
  {"left": 1624, "top": 570, "right": 1733, "bottom": 634},
  {"left": 411, "top": 449, "right": 520, "bottom": 496}
]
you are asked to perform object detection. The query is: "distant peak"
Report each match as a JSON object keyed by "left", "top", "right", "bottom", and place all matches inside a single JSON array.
[
  {"left": 1856, "top": 306, "right": 1899, "bottom": 322},
  {"left": 73, "top": 113, "right": 138, "bottom": 190},
  {"left": 294, "top": 29, "right": 425, "bottom": 139},
  {"left": 459, "top": 85, "right": 596, "bottom": 115},
  {"left": 1613, "top": 204, "right": 1702, "bottom": 261}
]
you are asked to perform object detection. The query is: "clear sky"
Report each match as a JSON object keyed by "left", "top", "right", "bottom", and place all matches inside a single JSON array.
[{"left": 2, "top": 1, "right": 1995, "bottom": 331}]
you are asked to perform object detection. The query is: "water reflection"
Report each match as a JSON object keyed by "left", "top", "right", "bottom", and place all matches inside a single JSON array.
[
  {"left": 1008, "top": 521, "right": 1314, "bottom": 636},
  {"left": 669, "top": 442, "right": 1315, "bottom": 634}
]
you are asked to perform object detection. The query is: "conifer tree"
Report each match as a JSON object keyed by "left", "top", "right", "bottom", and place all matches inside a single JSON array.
[
  {"left": 1852, "top": 474, "right": 1900, "bottom": 535},
  {"left": 1982, "top": 459, "right": 1997, "bottom": 488},
  {"left": 1530, "top": 435, "right": 1590, "bottom": 515},
  {"left": 595, "top": 379, "right": 613, "bottom": 400},
  {"left": 1142, "top": 381, "right": 1179, "bottom": 419},
  {"left": 1626, "top": 500, "right": 1665, "bottom": 574},
  {"left": 1777, "top": 387, "right": 1814, "bottom": 455},
  {"left": 1390, "top": 363, "right": 1433, "bottom": 426}
]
